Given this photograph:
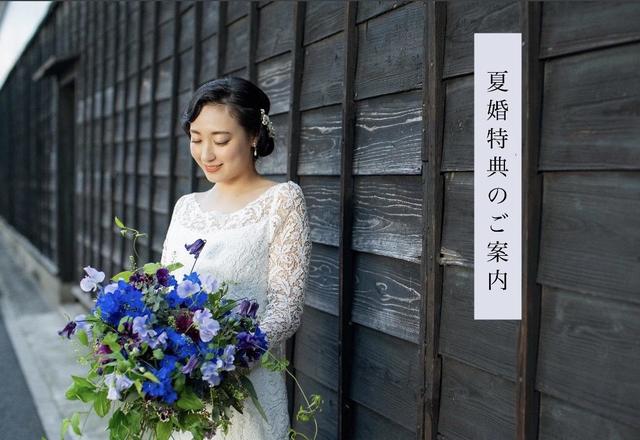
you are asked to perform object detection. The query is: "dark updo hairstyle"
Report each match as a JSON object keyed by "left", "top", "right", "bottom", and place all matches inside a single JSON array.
[{"left": 180, "top": 76, "right": 275, "bottom": 162}]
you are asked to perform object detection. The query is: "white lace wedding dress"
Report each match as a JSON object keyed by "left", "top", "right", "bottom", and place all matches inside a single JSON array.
[{"left": 159, "top": 180, "right": 312, "bottom": 440}]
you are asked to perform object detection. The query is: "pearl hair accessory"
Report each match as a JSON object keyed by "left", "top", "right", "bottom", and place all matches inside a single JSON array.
[{"left": 260, "top": 108, "right": 276, "bottom": 139}]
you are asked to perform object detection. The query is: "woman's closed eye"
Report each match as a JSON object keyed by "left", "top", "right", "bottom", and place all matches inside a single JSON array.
[{"left": 191, "top": 140, "right": 229, "bottom": 145}]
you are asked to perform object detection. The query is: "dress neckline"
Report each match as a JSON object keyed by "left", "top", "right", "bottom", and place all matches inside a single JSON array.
[{"left": 190, "top": 181, "right": 289, "bottom": 217}]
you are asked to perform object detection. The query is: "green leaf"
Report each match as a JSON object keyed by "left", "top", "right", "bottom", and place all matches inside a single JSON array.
[
  {"left": 111, "top": 270, "right": 132, "bottom": 282},
  {"left": 60, "top": 418, "right": 70, "bottom": 440},
  {"left": 143, "top": 371, "right": 161, "bottom": 384},
  {"left": 108, "top": 409, "right": 127, "bottom": 439},
  {"left": 176, "top": 387, "right": 204, "bottom": 411},
  {"left": 156, "top": 421, "right": 172, "bottom": 440},
  {"left": 143, "top": 262, "right": 161, "bottom": 274},
  {"left": 126, "top": 409, "right": 142, "bottom": 433},
  {"left": 102, "top": 332, "right": 122, "bottom": 354},
  {"left": 94, "top": 390, "right": 111, "bottom": 417},
  {"left": 114, "top": 216, "right": 125, "bottom": 229},
  {"left": 71, "top": 375, "right": 95, "bottom": 389},
  {"left": 152, "top": 348, "right": 164, "bottom": 360},
  {"left": 166, "top": 262, "right": 184, "bottom": 272},
  {"left": 70, "top": 412, "right": 82, "bottom": 435},
  {"left": 239, "top": 376, "right": 268, "bottom": 422},
  {"left": 76, "top": 329, "right": 89, "bottom": 346}
]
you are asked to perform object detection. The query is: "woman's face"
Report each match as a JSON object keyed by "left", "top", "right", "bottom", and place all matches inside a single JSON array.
[{"left": 188, "top": 103, "right": 256, "bottom": 183}]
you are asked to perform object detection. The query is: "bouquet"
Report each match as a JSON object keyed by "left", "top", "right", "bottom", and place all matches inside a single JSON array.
[{"left": 57, "top": 217, "right": 322, "bottom": 440}]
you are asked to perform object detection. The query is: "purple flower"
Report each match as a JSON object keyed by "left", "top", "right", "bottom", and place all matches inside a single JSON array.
[
  {"left": 156, "top": 267, "right": 170, "bottom": 286},
  {"left": 199, "top": 273, "right": 219, "bottom": 293},
  {"left": 104, "top": 372, "right": 134, "bottom": 401},
  {"left": 181, "top": 356, "right": 199, "bottom": 375},
  {"left": 80, "top": 266, "right": 105, "bottom": 292},
  {"left": 236, "top": 299, "right": 259, "bottom": 319},
  {"left": 185, "top": 239, "right": 207, "bottom": 258},
  {"left": 193, "top": 308, "right": 220, "bottom": 342},
  {"left": 219, "top": 344, "right": 236, "bottom": 372},
  {"left": 132, "top": 315, "right": 167, "bottom": 349},
  {"left": 177, "top": 279, "right": 200, "bottom": 299},
  {"left": 201, "top": 358, "right": 224, "bottom": 386},
  {"left": 58, "top": 320, "right": 77, "bottom": 338}
]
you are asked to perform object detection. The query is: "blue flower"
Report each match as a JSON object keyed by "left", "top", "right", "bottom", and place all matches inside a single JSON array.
[
  {"left": 142, "top": 355, "right": 179, "bottom": 404},
  {"left": 219, "top": 344, "right": 236, "bottom": 372},
  {"left": 95, "top": 280, "right": 149, "bottom": 327},
  {"left": 177, "top": 279, "right": 200, "bottom": 299},
  {"left": 193, "top": 308, "right": 220, "bottom": 342},
  {"left": 165, "top": 328, "right": 198, "bottom": 360},
  {"left": 201, "top": 358, "right": 224, "bottom": 386},
  {"left": 104, "top": 372, "right": 134, "bottom": 401}
]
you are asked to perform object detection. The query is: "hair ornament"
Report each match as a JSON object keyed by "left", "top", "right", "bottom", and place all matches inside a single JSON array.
[{"left": 260, "top": 108, "right": 276, "bottom": 139}]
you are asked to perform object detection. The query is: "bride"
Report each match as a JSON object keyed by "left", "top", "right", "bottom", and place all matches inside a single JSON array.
[{"left": 160, "top": 77, "right": 312, "bottom": 439}]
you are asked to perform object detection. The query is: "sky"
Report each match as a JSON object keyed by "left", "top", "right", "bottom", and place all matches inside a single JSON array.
[{"left": 0, "top": 1, "right": 52, "bottom": 89}]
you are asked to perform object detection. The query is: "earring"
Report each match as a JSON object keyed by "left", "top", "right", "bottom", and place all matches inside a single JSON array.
[{"left": 253, "top": 143, "right": 258, "bottom": 158}]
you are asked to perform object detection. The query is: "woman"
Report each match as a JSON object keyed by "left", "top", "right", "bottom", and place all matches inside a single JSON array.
[{"left": 161, "top": 77, "right": 312, "bottom": 439}]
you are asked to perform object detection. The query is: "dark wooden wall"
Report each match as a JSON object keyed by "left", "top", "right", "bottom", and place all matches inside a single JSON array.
[{"left": 0, "top": 1, "right": 638, "bottom": 439}]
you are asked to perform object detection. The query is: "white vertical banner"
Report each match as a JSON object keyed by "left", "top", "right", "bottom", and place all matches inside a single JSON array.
[{"left": 474, "top": 33, "right": 522, "bottom": 320}]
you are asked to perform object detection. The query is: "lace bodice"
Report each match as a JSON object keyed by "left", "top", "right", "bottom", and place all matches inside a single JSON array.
[{"left": 160, "top": 180, "right": 312, "bottom": 439}]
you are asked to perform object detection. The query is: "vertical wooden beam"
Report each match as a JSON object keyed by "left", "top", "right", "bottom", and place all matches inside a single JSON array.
[
  {"left": 285, "top": 1, "right": 306, "bottom": 423},
  {"left": 108, "top": 2, "right": 120, "bottom": 277},
  {"left": 167, "top": 1, "right": 181, "bottom": 224},
  {"left": 147, "top": 1, "right": 160, "bottom": 262},
  {"left": 190, "top": 1, "right": 204, "bottom": 194},
  {"left": 79, "top": 1, "right": 90, "bottom": 277},
  {"left": 420, "top": 2, "right": 447, "bottom": 439},
  {"left": 516, "top": 3, "right": 543, "bottom": 439},
  {"left": 119, "top": 1, "right": 131, "bottom": 271},
  {"left": 130, "top": 2, "right": 144, "bottom": 270},
  {"left": 247, "top": 2, "right": 258, "bottom": 82},
  {"left": 338, "top": 3, "right": 357, "bottom": 439},
  {"left": 96, "top": 1, "right": 107, "bottom": 267},
  {"left": 88, "top": 2, "right": 97, "bottom": 267}
]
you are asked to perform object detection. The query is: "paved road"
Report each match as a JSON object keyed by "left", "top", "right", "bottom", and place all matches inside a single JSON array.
[{"left": 0, "top": 301, "right": 47, "bottom": 440}]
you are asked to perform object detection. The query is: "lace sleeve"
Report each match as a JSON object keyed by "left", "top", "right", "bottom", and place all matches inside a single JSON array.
[{"left": 259, "top": 183, "right": 312, "bottom": 349}]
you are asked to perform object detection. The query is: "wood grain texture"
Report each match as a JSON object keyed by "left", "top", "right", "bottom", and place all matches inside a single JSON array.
[
  {"left": 350, "top": 324, "right": 421, "bottom": 433},
  {"left": 540, "top": 2, "right": 640, "bottom": 59},
  {"left": 537, "top": 172, "right": 640, "bottom": 304},
  {"left": 292, "top": 370, "right": 338, "bottom": 440},
  {"left": 354, "top": 1, "right": 424, "bottom": 101},
  {"left": 536, "top": 286, "right": 640, "bottom": 428},
  {"left": 293, "top": 306, "right": 339, "bottom": 391},
  {"left": 539, "top": 394, "right": 640, "bottom": 440},
  {"left": 352, "top": 175, "right": 423, "bottom": 263},
  {"left": 439, "top": 265, "right": 519, "bottom": 381},
  {"left": 540, "top": 42, "right": 640, "bottom": 170},
  {"left": 353, "top": 90, "right": 423, "bottom": 176},
  {"left": 352, "top": 251, "right": 421, "bottom": 343},
  {"left": 443, "top": 0, "right": 520, "bottom": 79},
  {"left": 440, "top": 171, "right": 472, "bottom": 267},
  {"left": 305, "top": 242, "right": 339, "bottom": 316},
  {"left": 300, "top": 32, "right": 344, "bottom": 111},
  {"left": 255, "top": 1, "right": 294, "bottom": 63},
  {"left": 438, "top": 356, "right": 516, "bottom": 440},
  {"left": 300, "top": 176, "right": 341, "bottom": 247},
  {"left": 298, "top": 105, "right": 343, "bottom": 176}
]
